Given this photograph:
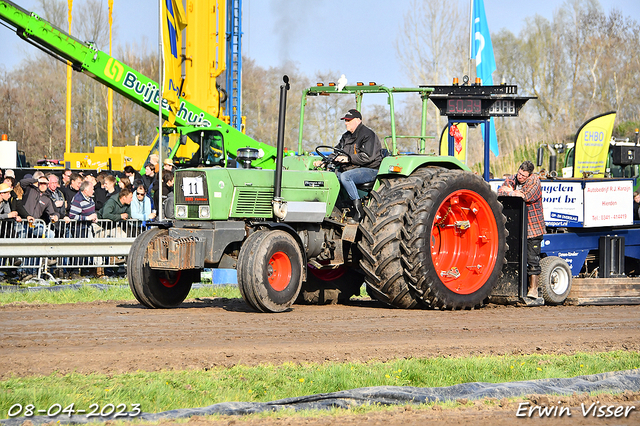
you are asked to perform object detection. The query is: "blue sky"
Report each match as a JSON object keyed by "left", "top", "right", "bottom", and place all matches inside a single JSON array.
[{"left": 2, "top": 0, "right": 639, "bottom": 87}]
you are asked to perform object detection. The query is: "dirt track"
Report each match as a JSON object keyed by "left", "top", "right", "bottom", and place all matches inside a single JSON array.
[
  {"left": 1, "top": 299, "right": 639, "bottom": 425},
  {"left": 1, "top": 299, "right": 639, "bottom": 378}
]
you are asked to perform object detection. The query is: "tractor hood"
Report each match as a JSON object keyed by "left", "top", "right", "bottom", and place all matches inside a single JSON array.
[{"left": 174, "top": 168, "right": 340, "bottom": 221}]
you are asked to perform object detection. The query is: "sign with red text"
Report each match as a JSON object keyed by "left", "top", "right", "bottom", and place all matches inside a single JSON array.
[{"left": 583, "top": 180, "right": 633, "bottom": 227}]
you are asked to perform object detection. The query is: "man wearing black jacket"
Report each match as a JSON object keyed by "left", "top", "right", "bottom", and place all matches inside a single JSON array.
[
  {"left": 63, "top": 173, "right": 83, "bottom": 215},
  {"left": 314, "top": 109, "right": 382, "bottom": 223}
]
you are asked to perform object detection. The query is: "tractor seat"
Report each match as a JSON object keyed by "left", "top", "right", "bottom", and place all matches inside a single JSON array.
[{"left": 356, "top": 181, "right": 375, "bottom": 192}]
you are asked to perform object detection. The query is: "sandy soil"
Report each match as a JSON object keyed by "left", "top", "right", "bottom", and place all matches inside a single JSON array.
[{"left": 1, "top": 299, "right": 639, "bottom": 425}]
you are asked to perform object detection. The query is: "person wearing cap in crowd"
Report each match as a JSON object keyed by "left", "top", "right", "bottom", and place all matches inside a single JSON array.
[
  {"left": 18, "top": 175, "right": 59, "bottom": 229},
  {"left": 93, "top": 171, "right": 108, "bottom": 210},
  {"left": 163, "top": 158, "right": 175, "bottom": 172},
  {"left": 16, "top": 175, "right": 57, "bottom": 280},
  {"left": 83, "top": 172, "right": 97, "bottom": 188},
  {"left": 0, "top": 182, "right": 23, "bottom": 223},
  {"left": 4, "top": 169, "right": 15, "bottom": 180},
  {"left": 313, "top": 108, "right": 383, "bottom": 223}
]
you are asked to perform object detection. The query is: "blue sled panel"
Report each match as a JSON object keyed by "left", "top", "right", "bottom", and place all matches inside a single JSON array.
[{"left": 542, "top": 227, "right": 640, "bottom": 276}]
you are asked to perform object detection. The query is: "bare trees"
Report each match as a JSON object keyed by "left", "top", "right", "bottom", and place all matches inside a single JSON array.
[
  {"left": 395, "top": 0, "right": 467, "bottom": 142},
  {"left": 241, "top": 59, "right": 311, "bottom": 151},
  {"left": 0, "top": 0, "right": 154, "bottom": 163},
  {"left": 397, "top": 0, "right": 640, "bottom": 174},
  {"left": 4, "top": 0, "right": 639, "bottom": 170},
  {"left": 494, "top": 0, "right": 640, "bottom": 144},
  {"left": 396, "top": 0, "right": 468, "bottom": 86}
]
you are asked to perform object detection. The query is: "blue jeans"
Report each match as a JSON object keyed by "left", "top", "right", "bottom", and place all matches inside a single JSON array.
[
  {"left": 337, "top": 167, "right": 378, "bottom": 200},
  {"left": 17, "top": 222, "right": 55, "bottom": 275}
]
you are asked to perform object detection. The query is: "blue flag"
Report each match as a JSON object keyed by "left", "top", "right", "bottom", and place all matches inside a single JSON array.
[{"left": 471, "top": 0, "right": 499, "bottom": 157}]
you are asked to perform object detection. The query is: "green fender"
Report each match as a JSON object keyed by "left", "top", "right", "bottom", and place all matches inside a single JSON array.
[{"left": 373, "top": 155, "right": 470, "bottom": 190}]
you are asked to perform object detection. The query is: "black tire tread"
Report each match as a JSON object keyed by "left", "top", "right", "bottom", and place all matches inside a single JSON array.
[
  {"left": 127, "top": 228, "right": 196, "bottom": 308},
  {"left": 237, "top": 229, "right": 303, "bottom": 313},
  {"left": 237, "top": 230, "right": 270, "bottom": 312},
  {"left": 357, "top": 167, "right": 440, "bottom": 308}
]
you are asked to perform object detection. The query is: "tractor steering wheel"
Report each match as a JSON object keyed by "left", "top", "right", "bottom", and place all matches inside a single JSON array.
[{"left": 315, "top": 145, "right": 350, "bottom": 164}]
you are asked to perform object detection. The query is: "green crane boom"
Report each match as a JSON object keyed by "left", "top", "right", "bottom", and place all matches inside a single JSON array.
[{"left": 0, "top": 0, "right": 276, "bottom": 169}]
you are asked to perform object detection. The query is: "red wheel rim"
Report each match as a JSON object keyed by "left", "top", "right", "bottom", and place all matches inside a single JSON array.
[
  {"left": 268, "top": 251, "right": 292, "bottom": 291},
  {"left": 308, "top": 263, "right": 347, "bottom": 281},
  {"left": 430, "top": 189, "right": 499, "bottom": 294},
  {"left": 160, "top": 271, "right": 182, "bottom": 288}
]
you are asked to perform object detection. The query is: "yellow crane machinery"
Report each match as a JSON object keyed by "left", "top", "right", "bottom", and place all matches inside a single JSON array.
[{"left": 1, "top": 0, "right": 261, "bottom": 173}]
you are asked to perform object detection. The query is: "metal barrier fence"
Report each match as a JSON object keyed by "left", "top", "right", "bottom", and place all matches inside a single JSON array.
[{"left": 0, "top": 219, "right": 150, "bottom": 280}]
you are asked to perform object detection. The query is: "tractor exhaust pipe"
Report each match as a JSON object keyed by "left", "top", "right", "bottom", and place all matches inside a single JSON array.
[
  {"left": 273, "top": 75, "right": 290, "bottom": 220},
  {"left": 538, "top": 143, "right": 558, "bottom": 173}
]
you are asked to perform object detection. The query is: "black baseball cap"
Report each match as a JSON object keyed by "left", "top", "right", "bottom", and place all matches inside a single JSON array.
[{"left": 340, "top": 109, "right": 362, "bottom": 121}]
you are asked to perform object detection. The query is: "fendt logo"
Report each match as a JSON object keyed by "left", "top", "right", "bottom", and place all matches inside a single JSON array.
[{"left": 105, "top": 58, "right": 124, "bottom": 82}]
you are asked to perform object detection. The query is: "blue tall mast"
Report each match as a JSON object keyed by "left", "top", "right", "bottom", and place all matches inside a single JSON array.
[{"left": 226, "top": 0, "right": 242, "bottom": 130}]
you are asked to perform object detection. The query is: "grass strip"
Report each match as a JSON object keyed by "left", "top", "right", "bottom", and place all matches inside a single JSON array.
[
  {"left": 1, "top": 351, "right": 638, "bottom": 417},
  {"left": 0, "top": 282, "right": 241, "bottom": 305}
]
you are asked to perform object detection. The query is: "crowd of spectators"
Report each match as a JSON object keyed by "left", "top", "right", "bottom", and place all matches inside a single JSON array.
[{"left": 0, "top": 163, "right": 175, "bottom": 281}]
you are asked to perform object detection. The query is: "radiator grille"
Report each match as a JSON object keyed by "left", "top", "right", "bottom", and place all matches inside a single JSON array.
[
  {"left": 233, "top": 189, "right": 274, "bottom": 217},
  {"left": 188, "top": 205, "right": 199, "bottom": 217}
]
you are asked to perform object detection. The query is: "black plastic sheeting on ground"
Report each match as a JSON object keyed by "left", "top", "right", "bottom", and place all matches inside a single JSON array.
[
  {"left": 0, "top": 283, "right": 222, "bottom": 293},
  {"left": 2, "top": 369, "right": 638, "bottom": 425}
]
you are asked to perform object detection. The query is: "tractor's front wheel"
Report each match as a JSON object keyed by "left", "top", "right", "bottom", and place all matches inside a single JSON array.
[
  {"left": 127, "top": 228, "right": 198, "bottom": 308},
  {"left": 237, "top": 229, "right": 303, "bottom": 313}
]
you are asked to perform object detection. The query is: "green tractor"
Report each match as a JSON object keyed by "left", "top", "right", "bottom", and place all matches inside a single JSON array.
[{"left": 128, "top": 77, "right": 511, "bottom": 312}]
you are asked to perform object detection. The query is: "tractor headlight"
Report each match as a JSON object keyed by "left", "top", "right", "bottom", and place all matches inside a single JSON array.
[
  {"left": 176, "top": 205, "right": 188, "bottom": 218},
  {"left": 199, "top": 205, "right": 210, "bottom": 218}
]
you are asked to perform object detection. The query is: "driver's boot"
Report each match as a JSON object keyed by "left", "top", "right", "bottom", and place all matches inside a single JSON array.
[
  {"left": 349, "top": 199, "right": 364, "bottom": 224},
  {"left": 526, "top": 274, "right": 539, "bottom": 299}
]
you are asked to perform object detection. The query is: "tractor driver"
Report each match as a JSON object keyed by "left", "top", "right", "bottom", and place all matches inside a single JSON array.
[{"left": 313, "top": 109, "right": 383, "bottom": 224}]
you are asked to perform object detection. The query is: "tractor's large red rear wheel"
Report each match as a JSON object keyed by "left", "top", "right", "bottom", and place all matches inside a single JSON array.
[{"left": 403, "top": 170, "right": 507, "bottom": 309}]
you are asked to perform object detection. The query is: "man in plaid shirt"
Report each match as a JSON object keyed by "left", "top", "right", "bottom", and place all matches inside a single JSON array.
[{"left": 498, "top": 160, "right": 545, "bottom": 301}]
